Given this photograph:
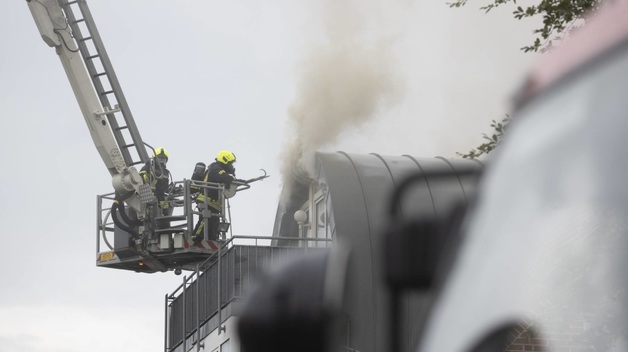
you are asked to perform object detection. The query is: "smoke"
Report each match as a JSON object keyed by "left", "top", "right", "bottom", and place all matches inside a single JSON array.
[{"left": 280, "top": 0, "right": 403, "bottom": 197}]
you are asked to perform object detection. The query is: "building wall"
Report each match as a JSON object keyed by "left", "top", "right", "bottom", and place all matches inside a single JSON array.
[{"left": 199, "top": 317, "right": 240, "bottom": 352}]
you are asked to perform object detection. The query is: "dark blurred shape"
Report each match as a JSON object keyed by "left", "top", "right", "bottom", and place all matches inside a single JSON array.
[
  {"left": 237, "top": 246, "right": 349, "bottom": 352},
  {"left": 384, "top": 168, "right": 480, "bottom": 291},
  {"left": 383, "top": 168, "right": 479, "bottom": 352}
]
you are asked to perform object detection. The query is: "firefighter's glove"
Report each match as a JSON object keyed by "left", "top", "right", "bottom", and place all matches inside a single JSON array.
[{"left": 159, "top": 200, "right": 170, "bottom": 209}]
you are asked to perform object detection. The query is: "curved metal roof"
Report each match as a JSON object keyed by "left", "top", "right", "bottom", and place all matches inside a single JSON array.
[{"left": 272, "top": 151, "right": 482, "bottom": 352}]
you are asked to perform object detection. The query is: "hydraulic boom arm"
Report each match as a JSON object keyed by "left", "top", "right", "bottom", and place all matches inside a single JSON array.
[{"left": 27, "top": 0, "right": 147, "bottom": 211}]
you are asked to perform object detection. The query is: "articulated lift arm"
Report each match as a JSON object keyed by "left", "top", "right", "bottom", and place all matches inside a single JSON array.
[{"left": 27, "top": 0, "right": 147, "bottom": 212}]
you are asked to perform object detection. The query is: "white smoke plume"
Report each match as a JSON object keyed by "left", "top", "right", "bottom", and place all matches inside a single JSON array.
[{"left": 280, "top": 1, "right": 403, "bottom": 196}]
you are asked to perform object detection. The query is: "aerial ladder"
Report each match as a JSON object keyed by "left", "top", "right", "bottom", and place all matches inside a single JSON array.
[{"left": 26, "top": 0, "right": 265, "bottom": 274}]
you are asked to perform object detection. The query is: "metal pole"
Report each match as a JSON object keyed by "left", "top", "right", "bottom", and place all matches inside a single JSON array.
[
  {"left": 96, "top": 195, "right": 101, "bottom": 255},
  {"left": 195, "top": 265, "right": 201, "bottom": 352},
  {"left": 217, "top": 241, "right": 223, "bottom": 334},
  {"left": 226, "top": 198, "right": 233, "bottom": 239},
  {"left": 182, "top": 275, "right": 187, "bottom": 351},
  {"left": 185, "top": 180, "right": 192, "bottom": 237},
  {"left": 164, "top": 294, "right": 169, "bottom": 352}
]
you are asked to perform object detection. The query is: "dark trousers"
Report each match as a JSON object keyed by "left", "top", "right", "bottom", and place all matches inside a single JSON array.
[{"left": 193, "top": 211, "right": 220, "bottom": 241}]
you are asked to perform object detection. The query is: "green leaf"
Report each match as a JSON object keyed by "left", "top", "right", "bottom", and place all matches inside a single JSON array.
[{"left": 448, "top": 0, "right": 601, "bottom": 53}]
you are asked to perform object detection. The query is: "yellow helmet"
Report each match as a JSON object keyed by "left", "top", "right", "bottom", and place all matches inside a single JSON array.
[
  {"left": 216, "top": 150, "right": 236, "bottom": 164},
  {"left": 154, "top": 147, "right": 169, "bottom": 159}
]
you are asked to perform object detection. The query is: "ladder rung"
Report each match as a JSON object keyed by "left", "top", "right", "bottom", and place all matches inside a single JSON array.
[
  {"left": 79, "top": 36, "right": 93, "bottom": 42},
  {"left": 130, "top": 161, "right": 145, "bottom": 166},
  {"left": 72, "top": 18, "right": 86, "bottom": 25},
  {"left": 115, "top": 125, "right": 129, "bottom": 131},
  {"left": 61, "top": 1, "right": 79, "bottom": 7},
  {"left": 93, "top": 72, "right": 107, "bottom": 77},
  {"left": 100, "top": 90, "right": 114, "bottom": 96},
  {"left": 86, "top": 54, "right": 100, "bottom": 60},
  {"left": 121, "top": 143, "right": 136, "bottom": 149}
]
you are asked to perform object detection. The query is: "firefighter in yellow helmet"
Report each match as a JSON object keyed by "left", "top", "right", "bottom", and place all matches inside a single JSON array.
[
  {"left": 192, "top": 150, "right": 236, "bottom": 242},
  {"left": 140, "top": 147, "right": 173, "bottom": 222}
]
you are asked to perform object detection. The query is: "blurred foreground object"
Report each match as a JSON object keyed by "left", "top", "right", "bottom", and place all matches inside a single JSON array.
[
  {"left": 237, "top": 245, "right": 349, "bottom": 352},
  {"left": 420, "top": 0, "right": 628, "bottom": 351}
]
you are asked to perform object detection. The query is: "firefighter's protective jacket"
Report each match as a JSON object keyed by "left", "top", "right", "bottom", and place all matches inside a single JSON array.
[
  {"left": 195, "top": 161, "right": 234, "bottom": 212},
  {"left": 140, "top": 159, "right": 171, "bottom": 202}
]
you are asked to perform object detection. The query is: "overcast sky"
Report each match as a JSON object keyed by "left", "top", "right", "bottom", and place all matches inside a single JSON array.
[{"left": 0, "top": 1, "right": 538, "bottom": 351}]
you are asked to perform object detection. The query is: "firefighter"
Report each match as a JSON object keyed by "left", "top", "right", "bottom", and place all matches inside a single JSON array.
[
  {"left": 140, "top": 147, "right": 173, "bottom": 222},
  {"left": 192, "top": 150, "right": 236, "bottom": 242}
]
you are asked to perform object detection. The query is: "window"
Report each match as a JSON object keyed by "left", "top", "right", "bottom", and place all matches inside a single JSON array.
[
  {"left": 297, "top": 182, "right": 332, "bottom": 247},
  {"left": 220, "top": 339, "right": 230, "bottom": 352},
  {"left": 315, "top": 198, "right": 327, "bottom": 247}
]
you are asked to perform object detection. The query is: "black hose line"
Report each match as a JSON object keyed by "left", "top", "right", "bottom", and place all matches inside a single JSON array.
[
  {"left": 114, "top": 192, "right": 141, "bottom": 226},
  {"left": 111, "top": 201, "right": 141, "bottom": 240}
]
